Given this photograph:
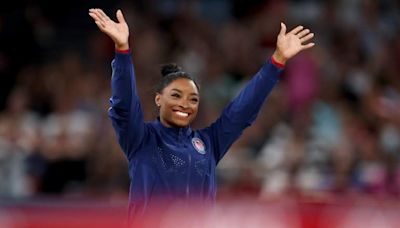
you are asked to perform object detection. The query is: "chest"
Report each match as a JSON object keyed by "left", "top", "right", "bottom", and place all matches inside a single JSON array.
[{"left": 152, "top": 133, "right": 212, "bottom": 178}]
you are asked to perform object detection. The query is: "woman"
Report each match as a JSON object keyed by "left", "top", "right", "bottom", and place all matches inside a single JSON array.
[{"left": 89, "top": 8, "right": 314, "bottom": 219}]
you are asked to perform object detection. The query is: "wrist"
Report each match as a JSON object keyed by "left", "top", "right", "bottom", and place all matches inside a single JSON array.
[
  {"left": 272, "top": 51, "right": 287, "bottom": 66},
  {"left": 115, "top": 43, "right": 129, "bottom": 51}
]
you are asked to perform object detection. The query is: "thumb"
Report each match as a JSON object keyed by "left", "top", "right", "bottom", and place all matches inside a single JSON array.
[
  {"left": 279, "top": 22, "right": 286, "bottom": 36},
  {"left": 116, "top": 9, "right": 126, "bottom": 23}
]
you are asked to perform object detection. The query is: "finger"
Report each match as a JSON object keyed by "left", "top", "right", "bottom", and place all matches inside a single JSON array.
[
  {"left": 279, "top": 22, "right": 286, "bottom": 36},
  {"left": 89, "top": 13, "right": 105, "bottom": 27},
  {"left": 116, "top": 9, "right": 126, "bottom": 23},
  {"left": 90, "top": 8, "right": 107, "bottom": 23},
  {"left": 94, "top": 21, "right": 106, "bottom": 31},
  {"left": 300, "top": 33, "right": 314, "bottom": 43},
  {"left": 90, "top": 9, "right": 107, "bottom": 23},
  {"left": 289, "top": 25, "right": 304, "bottom": 35},
  {"left": 296, "top": 29, "right": 310, "bottom": 39},
  {"left": 301, "top": 42, "right": 315, "bottom": 50},
  {"left": 97, "top": 8, "right": 111, "bottom": 22},
  {"left": 88, "top": 12, "right": 101, "bottom": 22}
]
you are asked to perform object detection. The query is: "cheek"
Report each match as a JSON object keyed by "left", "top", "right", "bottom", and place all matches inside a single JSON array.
[
  {"left": 190, "top": 105, "right": 199, "bottom": 117},
  {"left": 159, "top": 102, "right": 175, "bottom": 119},
  {"left": 160, "top": 105, "right": 170, "bottom": 116}
]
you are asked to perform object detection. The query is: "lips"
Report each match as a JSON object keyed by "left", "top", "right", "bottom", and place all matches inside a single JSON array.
[{"left": 173, "top": 110, "right": 190, "bottom": 118}]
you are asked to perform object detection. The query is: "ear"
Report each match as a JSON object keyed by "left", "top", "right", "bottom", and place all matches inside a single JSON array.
[{"left": 155, "top": 93, "right": 161, "bottom": 108}]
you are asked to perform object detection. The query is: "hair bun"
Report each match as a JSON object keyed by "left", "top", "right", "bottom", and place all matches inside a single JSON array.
[{"left": 161, "top": 63, "right": 182, "bottom": 77}]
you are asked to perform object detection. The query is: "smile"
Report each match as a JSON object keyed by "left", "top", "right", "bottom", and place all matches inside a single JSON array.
[{"left": 174, "top": 111, "right": 189, "bottom": 117}]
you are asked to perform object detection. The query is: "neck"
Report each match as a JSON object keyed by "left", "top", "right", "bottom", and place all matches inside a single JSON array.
[
  {"left": 158, "top": 117, "right": 189, "bottom": 129},
  {"left": 156, "top": 118, "right": 192, "bottom": 139}
]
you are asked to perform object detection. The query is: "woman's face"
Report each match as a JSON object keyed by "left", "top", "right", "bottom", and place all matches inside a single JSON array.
[{"left": 156, "top": 78, "right": 199, "bottom": 128}]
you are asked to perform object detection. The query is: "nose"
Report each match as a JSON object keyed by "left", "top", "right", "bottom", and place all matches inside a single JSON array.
[{"left": 178, "top": 99, "right": 190, "bottom": 109}]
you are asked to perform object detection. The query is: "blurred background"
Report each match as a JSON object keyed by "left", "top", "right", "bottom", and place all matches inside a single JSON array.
[{"left": 1, "top": 0, "right": 400, "bottom": 227}]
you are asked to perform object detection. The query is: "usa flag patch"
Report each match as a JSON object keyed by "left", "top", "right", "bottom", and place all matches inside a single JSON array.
[{"left": 191, "top": 137, "right": 206, "bottom": 154}]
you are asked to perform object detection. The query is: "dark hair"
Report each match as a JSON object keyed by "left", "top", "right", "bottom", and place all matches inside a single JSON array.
[{"left": 155, "top": 63, "right": 200, "bottom": 93}]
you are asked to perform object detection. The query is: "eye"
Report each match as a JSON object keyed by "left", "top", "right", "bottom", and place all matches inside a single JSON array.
[
  {"left": 191, "top": 98, "right": 199, "bottom": 103},
  {"left": 171, "top": 93, "right": 180, "bottom": 98}
]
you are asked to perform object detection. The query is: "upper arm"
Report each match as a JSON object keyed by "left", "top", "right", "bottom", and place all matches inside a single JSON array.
[{"left": 108, "top": 52, "right": 147, "bottom": 159}]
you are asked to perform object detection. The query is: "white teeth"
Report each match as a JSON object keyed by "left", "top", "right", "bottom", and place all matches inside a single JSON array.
[{"left": 175, "top": 111, "right": 189, "bottom": 117}]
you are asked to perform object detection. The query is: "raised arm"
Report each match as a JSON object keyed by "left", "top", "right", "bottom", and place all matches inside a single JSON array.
[
  {"left": 89, "top": 9, "right": 146, "bottom": 159},
  {"left": 205, "top": 23, "right": 315, "bottom": 163}
]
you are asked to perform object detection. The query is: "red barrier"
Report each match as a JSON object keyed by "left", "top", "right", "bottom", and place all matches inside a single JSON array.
[{"left": 1, "top": 195, "right": 399, "bottom": 228}]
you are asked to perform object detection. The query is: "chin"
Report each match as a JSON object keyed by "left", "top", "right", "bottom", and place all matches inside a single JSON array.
[
  {"left": 173, "top": 121, "right": 190, "bottom": 128},
  {"left": 170, "top": 118, "right": 191, "bottom": 128}
]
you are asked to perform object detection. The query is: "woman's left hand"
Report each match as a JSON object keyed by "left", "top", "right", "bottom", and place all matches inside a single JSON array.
[{"left": 272, "top": 23, "right": 315, "bottom": 65}]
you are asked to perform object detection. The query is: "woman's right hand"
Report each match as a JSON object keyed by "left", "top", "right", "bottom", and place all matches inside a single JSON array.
[{"left": 89, "top": 8, "right": 130, "bottom": 50}]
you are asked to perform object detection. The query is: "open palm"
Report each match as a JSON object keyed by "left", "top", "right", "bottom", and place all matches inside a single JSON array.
[
  {"left": 89, "top": 8, "right": 129, "bottom": 50},
  {"left": 274, "top": 23, "right": 315, "bottom": 64}
]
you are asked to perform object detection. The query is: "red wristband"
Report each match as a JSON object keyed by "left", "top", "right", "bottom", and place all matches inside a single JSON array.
[
  {"left": 116, "top": 49, "right": 130, "bottom": 54},
  {"left": 271, "top": 56, "right": 285, "bottom": 68}
]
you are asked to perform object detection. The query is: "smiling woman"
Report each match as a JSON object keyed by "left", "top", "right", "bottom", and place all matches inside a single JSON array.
[
  {"left": 155, "top": 63, "right": 200, "bottom": 128},
  {"left": 88, "top": 7, "right": 314, "bottom": 223}
]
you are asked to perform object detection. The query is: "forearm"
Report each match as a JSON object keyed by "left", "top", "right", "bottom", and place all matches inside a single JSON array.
[
  {"left": 206, "top": 57, "right": 284, "bottom": 162},
  {"left": 223, "top": 57, "right": 284, "bottom": 127},
  {"left": 110, "top": 50, "right": 136, "bottom": 111},
  {"left": 109, "top": 50, "right": 146, "bottom": 155}
]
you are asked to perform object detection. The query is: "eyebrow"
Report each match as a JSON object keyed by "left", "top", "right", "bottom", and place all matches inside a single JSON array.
[{"left": 171, "top": 88, "right": 199, "bottom": 96}]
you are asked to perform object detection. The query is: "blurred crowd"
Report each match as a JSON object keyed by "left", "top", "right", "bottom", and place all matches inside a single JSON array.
[{"left": 0, "top": 0, "right": 400, "bottom": 202}]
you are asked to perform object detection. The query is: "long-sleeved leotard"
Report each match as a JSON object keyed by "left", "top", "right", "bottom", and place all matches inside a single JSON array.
[{"left": 108, "top": 50, "right": 283, "bottom": 218}]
